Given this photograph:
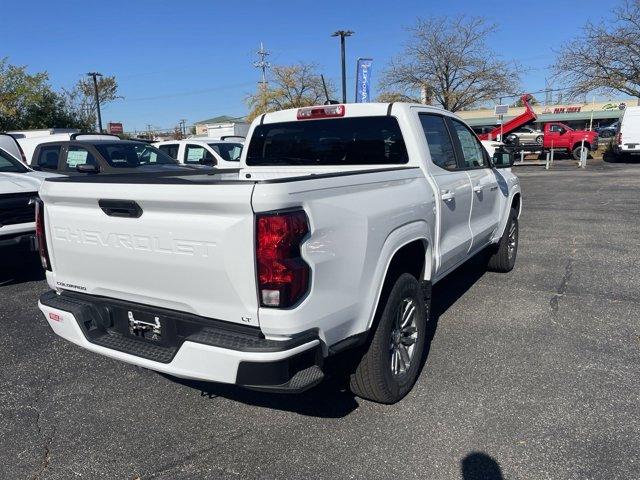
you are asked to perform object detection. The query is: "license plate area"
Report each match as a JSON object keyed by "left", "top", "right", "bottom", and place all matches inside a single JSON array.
[{"left": 111, "top": 306, "right": 177, "bottom": 346}]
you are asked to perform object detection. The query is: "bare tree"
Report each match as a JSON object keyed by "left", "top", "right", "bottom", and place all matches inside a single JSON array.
[
  {"left": 247, "top": 63, "right": 335, "bottom": 121},
  {"left": 65, "top": 75, "right": 121, "bottom": 129},
  {"left": 379, "top": 16, "right": 520, "bottom": 112},
  {"left": 553, "top": 0, "right": 640, "bottom": 99}
]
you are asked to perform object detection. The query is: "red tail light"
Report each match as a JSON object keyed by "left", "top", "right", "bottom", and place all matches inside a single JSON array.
[
  {"left": 616, "top": 132, "right": 622, "bottom": 145},
  {"left": 35, "top": 199, "right": 51, "bottom": 271},
  {"left": 297, "top": 105, "right": 345, "bottom": 120},
  {"left": 256, "top": 210, "right": 310, "bottom": 308}
]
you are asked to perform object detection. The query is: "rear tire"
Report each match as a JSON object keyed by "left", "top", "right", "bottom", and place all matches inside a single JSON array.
[
  {"left": 487, "top": 208, "right": 518, "bottom": 272},
  {"left": 349, "top": 273, "right": 428, "bottom": 404},
  {"left": 535, "top": 135, "right": 543, "bottom": 145}
]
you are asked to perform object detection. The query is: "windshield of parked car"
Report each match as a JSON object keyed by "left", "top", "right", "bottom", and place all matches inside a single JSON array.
[
  {"left": 246, "top": 117, "right": 408, "bottom": 166},
  {"left": 0, "top": 149, "right": 28, "bottom": 173},
  {"left": 93, "top": 142, "right": 178, "bottom": 168},
  {"left": 208, "top": 142, "right": 242, "bottom": 162}
]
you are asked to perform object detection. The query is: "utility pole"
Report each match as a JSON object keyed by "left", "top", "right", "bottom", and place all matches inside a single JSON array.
[
  {"left": 86, "top": 72, "right": 103, "bottom": 132},
  {"left": 147, "top": 124, "right": 153, "bottom": 140},
  {"left": 254, "top": 42, "right": 270, "bottom": 91},
  {"left": 179, "top": 119, "right": 187, "bottom": 137},
  {"left": 331, "top": 30, "right": 354, "bottom": 104}
]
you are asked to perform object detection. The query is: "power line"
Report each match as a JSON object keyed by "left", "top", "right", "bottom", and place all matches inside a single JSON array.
[{"left": 254, "top": 42, "right": 271, "bottom": 90}]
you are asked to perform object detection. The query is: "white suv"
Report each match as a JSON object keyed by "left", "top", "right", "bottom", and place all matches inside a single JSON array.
[{"left": 154, "top": 138, "right": 243, "bottom": 169}]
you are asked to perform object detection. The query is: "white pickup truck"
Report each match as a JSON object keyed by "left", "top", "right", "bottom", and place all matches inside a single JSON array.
[{"left": 37, "top": 103, "right": 521, "bottom": 404}]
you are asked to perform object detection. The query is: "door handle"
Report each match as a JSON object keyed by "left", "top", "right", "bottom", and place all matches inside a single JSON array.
[
  {"left": 473, "top": 185, "right": 483, "bottom": 193},
  {"left": 490, "top": 186, "right": 499, "bottom": 191},
  {"left": 440, "top": 190, "right": 455, "bottom": 201},
  {"left": 98, "top": 199, "right": 143, "bottom": 218}
]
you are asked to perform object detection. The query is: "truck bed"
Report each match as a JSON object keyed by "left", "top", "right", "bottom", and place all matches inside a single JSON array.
[{"left": 40, "top": 166, "right": 422, "bottom": 334}]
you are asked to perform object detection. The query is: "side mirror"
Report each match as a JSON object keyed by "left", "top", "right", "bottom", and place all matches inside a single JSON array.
[
  {"left": 31, "top": 165, "right": 42, "bottom": 171},
  {"left": 199, "top": 158, "right": 216, "bottom": 166},
  {"left": 77, "top": 163, "right": 100, "bottom": 174},
  {"left": 492, "top": 148, "right": 514, "bottom": 168}
]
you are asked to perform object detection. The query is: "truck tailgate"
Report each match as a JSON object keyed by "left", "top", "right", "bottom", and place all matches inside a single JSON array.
[{"left": 39, "top": 179, "right": 259, "bottom": 327}]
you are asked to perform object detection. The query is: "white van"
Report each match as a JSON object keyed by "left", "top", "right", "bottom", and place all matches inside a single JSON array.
[
  {"left": 616, "top": 106, "right": 640, "bottom": 158},
  {"left": 153, "top": 138, "right": 243, "bottom": 169}
]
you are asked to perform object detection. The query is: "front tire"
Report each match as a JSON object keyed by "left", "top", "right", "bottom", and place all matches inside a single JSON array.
[
  {"left": 487, "top": 208, "right": 518, "bottom": 272},
  {"left": 572, "top": 145, "right": 589, "bottom": 161},
  {"left": 535, "top": 135, "right": 543, "bottom": 145},
  {"left": 349, "top": 273, "right": 428, "bottom": 404}
]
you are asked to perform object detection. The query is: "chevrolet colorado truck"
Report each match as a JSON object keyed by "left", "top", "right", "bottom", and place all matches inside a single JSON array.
[{"left": 37, "top": 103, "right": 521, "bottom": 404}]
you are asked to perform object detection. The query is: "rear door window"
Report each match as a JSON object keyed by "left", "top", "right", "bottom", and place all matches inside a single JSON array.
[
  {"left": 94, "top": 143, "right": 177, "bottom": 168},
  {"left": 208, "top": 143, "right": 242, "bottom": 161},
  {"left": 37, "top": 145, "right": 61, "bottom": 170},
  {"left": 419, "top": 114, "right": 458, "bottom": 171},
  {"left": 64, "top": 146, "right": 97, "bottom": 171},
  {"left": 158, "top": 143, "right": 180, "bottom": 159},
  {"left": 246, "top": 116, "right": 408, "bottom": 166},
  {"left": 185, "top": 144, "right": 216, "bottom": 164}
]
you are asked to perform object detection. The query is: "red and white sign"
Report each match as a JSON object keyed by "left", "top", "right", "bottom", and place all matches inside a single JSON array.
[
  {"left": 553, "top": 106, "right": 582, "bottom": 114},
  {"left": 107, "top": 122, "right": 124, "bottom": 134}
]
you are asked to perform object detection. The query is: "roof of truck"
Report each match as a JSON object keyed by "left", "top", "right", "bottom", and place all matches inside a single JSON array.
[{"left": 258, "top": 102, "right": 454, "bottom": 125}]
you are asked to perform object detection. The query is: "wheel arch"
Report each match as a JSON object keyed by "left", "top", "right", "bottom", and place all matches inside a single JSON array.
[
  {"left": 511, "top": 192, "right": 522, "bottom": 218},
  {"left": 573, "top": 141, "right": 592, "bottom": 151},
  {"left": 493, "top": 189, "right": 522, "bottom": 243},
  {"left": 365, "top": 226, "right": 432, "bottom": 332}
]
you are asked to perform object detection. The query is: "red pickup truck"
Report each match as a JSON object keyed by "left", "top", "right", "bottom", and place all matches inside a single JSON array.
[
  {"left": 542, "top": 122, "right": 598, "bottom": 160},
  {"left": 479, "top": 94, "right": 599, "bottom": 160}
]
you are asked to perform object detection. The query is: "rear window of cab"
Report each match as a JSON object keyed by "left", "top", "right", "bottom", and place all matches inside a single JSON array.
[{"left": 246, "top": 116, "right": 408, "bottom": 166}]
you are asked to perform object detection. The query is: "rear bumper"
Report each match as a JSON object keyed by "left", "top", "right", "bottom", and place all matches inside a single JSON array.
[
  {"left": 616, "top": 144, "right": 640, "bottom": 154},
  {"left": 39, "top": 290, "right": 324, "bottom": 392}
]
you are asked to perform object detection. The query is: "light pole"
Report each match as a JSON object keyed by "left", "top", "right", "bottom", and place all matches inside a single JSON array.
[
  {"left": 331, "top": 30, "right": 353, "bottom": 104},
  {"left": 86, "top": 72, "right": 103, "bottom": 132}
]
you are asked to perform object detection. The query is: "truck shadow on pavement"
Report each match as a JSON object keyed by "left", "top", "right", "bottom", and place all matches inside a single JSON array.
[
  {"left": 418, "top": 253, "right": 489, "bottom": 381},
  {"left": 0, "top": 251, "right": 45, "bottom": 286},
  {"left": 168, "top": 253, "right": 490, "bottom": 418}
]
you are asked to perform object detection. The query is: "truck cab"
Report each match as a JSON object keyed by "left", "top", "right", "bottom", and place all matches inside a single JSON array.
[
  {"left": 543, "top": 122, "right": 598, "bottom": 160},
  {"left": 30, "top": 139, "right": 185, "bottom": 175},
  {"left": 153, "top": 138, "right": 243, "bottom": 169}
]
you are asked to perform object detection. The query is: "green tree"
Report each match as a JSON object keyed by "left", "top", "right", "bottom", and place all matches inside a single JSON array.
[
  {"left": 0, "top": 58, "right": 91, "bottom": 131},
  {"left": 247, "top": 63, "right": 335, "bottom": 121}
]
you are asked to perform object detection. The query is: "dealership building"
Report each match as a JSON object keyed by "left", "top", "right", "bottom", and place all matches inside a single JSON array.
[{"left": 456, "top": 99, "right": 635, "bottom": 133}]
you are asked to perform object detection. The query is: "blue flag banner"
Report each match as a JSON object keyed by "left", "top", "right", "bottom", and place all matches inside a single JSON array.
[{"left": 355, "top": 58, "right": 373, "bottom": 103}]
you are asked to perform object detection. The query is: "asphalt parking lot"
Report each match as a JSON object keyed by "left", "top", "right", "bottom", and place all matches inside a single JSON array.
[{"left": 1, "top": 160, "right": 639, "bottom": 480}]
